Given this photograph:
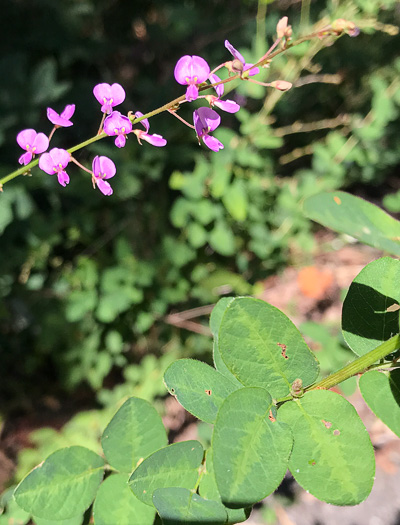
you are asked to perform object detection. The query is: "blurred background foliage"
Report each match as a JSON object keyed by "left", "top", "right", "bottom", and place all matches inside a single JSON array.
[{"left": 1, "top": 0, "right": 400, "bottom": 505}]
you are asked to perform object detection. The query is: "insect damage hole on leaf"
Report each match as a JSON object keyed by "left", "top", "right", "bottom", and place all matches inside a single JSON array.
[
  {"left": 205, "top": 389, "right": 212, "bottom": 396},
  {"left": 268, "top": 410, "right": 276, "bottom": 422},
  {"left": 321, "top": 419, "right": 332, "bottom": 429},
  {"left": 333, "top": 429, "right": 340, "bottom": 436},
  {"left": 333, "top": 196, "right": 341, "bottom": 205},
  {"left": 277, "top": 342, "right": 288, "bottom": 359}
]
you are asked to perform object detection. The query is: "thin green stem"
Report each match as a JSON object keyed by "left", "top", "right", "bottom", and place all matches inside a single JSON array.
[{"left": 276, "top": 334, "right": 400, "bottom": 405}]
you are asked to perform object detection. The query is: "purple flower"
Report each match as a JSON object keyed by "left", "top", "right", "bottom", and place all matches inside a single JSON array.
[
  {"left": 92, "top": 155, "right": 116, "bottom": 196},
  {"left": 206, "top": 74, "right": 240, "bottom": 113},
  {"left": 93, "top": 83, "right": 125, "bottom": 114},
  {"left": 132, "top": 111, "right": 167, "bottom": 147},
  {"left": 225, "top": 40, "right": 259, "bottom": 77},
  {"left": 39, "top": 148, "right": 70, "bottom": 187},
  {"left": 47, "top": 104, "right": 75, "bottom": 127},
  {"left": 206, "top": 95, "right": 240, "bottom": 113},
  {"left": 174, "top": 55, "right": 210, "bottom": 102},
  {"left": 193, "top": 107, "right": 224, "bottom": 152},
  {"left": 209, "top": 73, "right": 224, "bottom": 98},
  {"left": 103, "top": 111, "right": 132, "bottom": 148},
  {"left": 16, "top": 129, "right": 49, "bottom": 165}
]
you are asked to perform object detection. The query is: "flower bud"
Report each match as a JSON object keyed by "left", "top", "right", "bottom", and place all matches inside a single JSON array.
[
  {"left": 270, "top": 80, "right": 292, "bottom": 92},
  {"left": 276, "top": 16, "right": 292, "bottom": 39}
]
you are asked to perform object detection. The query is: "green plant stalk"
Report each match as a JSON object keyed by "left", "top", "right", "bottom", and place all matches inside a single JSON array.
[
  {"left": 0, "top": 24, "right": 344, "bottom": 189},
  {"left": 277, "top": 334, "right": 400, "bottom": 404}
]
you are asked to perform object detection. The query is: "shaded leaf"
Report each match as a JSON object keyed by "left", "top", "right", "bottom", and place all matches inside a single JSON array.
[
  {"left": 359, "top": 370, "right": 400, "bottom": 438},
  {"left": 342, "top": 257, "right": 400, "bottom": 356}
]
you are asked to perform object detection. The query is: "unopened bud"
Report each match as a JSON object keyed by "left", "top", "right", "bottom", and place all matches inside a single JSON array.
[
  {"left": 276, "top": 16, "right": 292, "bottom": 39},
  {"left": 270, "top": 80, "right": 292, "bottom": 92},
  {"left": 231, "top": 58, "right": 244, "bottom": 73},
  {"left": 331, "top": 18, "right": 360, "bottom": 37}
]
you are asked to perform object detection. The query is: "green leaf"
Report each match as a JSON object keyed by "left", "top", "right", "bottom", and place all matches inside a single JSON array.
[
  {"left": 222, "top": 181, "right": 248, "bottom": 221},
  {"left": 278, "top": 390, "right": 375, "bottom": 505},
  {"left": 209, "top": 222, "right": 236, "bottom": 256},
  {"left": 101, "top": 397, "right": 167, "bottom": 473},
  {"left": 212, "top": 387, "right": 293, "bottom": 507},
  {"left": 164, "top": 359, "right": 241, "bottom": 423},
  {"left": 199, "top": 451, "right": 251, "bottom": 524},
  {"left": 342, "top": 257, "right": 400, "bottom": 356},
  {"left": 14, "top": 446, "right": 104, "bottom": 520},
  {"left": 152, "top": 487, "right": 227, "bottom": 525},
  {"left": 210, "top": 298, "right": 243, "bottom": 388},
  {"left": 359, "top": 370, "right": 400, "bottom": 437},
  {"left": 33, "top": 515, "right": 83, "bottom": 525},
  {"left": 303, "top": 191, "right": 400, "bottom": 256},
  {"left": 129, "top": 441, "right": 204, "bottom": 506},
  {"left": 93, "top": 474, "right": 155, "bottom": 525},
  {"left": 0, "top": 494, "right": 30, "bottom": 525},
  {"left": 219, "top": 297, "right": 319, "bottom": 398}
]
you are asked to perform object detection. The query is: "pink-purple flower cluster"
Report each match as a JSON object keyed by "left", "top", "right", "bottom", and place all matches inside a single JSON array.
[{"left": 15, "top": 24, "right": 300, "bottom": 193}]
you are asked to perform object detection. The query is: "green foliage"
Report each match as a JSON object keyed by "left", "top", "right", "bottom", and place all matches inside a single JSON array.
[
  {"left": 14, "top": 447, "right": 104, "bottom": 520},
  {"left": 218, "top": 297, "right": 319, "bottom": 397},
  {"left": 359, "top": 370, "right": 400, "bottom": 438},
  {"left": 304, "top": 191, "right": 400, "bottom": 256},
  {"left": 278, "top": 390, "right": 375, "bottom": 505},
  {"left": 342, "top": 257, "right": 400, "bottom": 355}
]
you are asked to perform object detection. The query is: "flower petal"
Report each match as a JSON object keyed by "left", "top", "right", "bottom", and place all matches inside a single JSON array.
[
  {"left": 186, "top": 84, "right": 199, "bottom": 102},
  {"left": 135, "top": 111, "right": 150, "bottom": 133},
  {"left": 203, "top": 135, "right": 224, "bottom": 152},
  {"left": 17, "top": 129, "right": 37, "bottom": 150},
  {"left": 97, "top": 179, "right": 113, "bottom": 196},
  {"left": 50, "top": 148, "right": 70, "bottom": 168},
  {"left": 60, "top": 104, "right": 75, "bottom": 120},
  {"left": 115, "top": 135, "right": 126, "bottom": 148},
  {"left": 57, "top": 170, "right": 70, "bottom": 187},
  {"left": 140, "top": 133, "right": 167, "bottom": 147},
  {"left": 38, "top": 152, "right": 56, "bottom": 174},
  {"left": 224, "top": 40, "right": 245, "bottom": 64},
  {"left": 95, "top": 156, "right": 116, "bottom": 178},
  {"left": 190, "top": 56, "right": 210, "bottom": 83},
  {"left": 213, "top": 99, "right": 240, "bottom": 113},
  {"left": 243, "top": 63, "right": 260, "bottom": 77},
  {"left": 93, "top": 83, "right": 112, "bottom": 104},
  {"left": 18, "top": 151, "right": 33, "bottom": 165},
  {"left": 209, "top": 74, "right": 224, "bottom": 97},
  {"left": 174, "top": 56, "right": 193, "bottom": 85},
  {"left": 110, "top": 83, "right": 125, "bottom": 106},
  {"left": 33, "top": 133, "right": 49, "bottom": 153}
]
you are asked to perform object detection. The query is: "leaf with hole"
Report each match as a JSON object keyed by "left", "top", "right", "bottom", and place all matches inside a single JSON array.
[
  {"left": 164, "top": 359, "right": 241, "bottom": 423},
  {"left": 212, "top": 387, "right": 293, "bottom": 507},
  {"left": 278, "top": 390, "right": 375, "bottom": 505},
  {"left": 218, "top": 297, "right": 319, "bottom": 397}
]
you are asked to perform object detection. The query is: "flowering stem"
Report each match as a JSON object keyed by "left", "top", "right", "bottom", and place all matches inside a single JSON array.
[
  {"left": 168, "top": 109, "right": 195, "bottom": 129},
  {"left": 70, "top": 156, "right": 92, "bottom": 174},
  {"left": 48, "top": 127, "right": 57, "bottom": 143},
  {"left": 0, "top": 23, "right": 345, "bottom": 188}
]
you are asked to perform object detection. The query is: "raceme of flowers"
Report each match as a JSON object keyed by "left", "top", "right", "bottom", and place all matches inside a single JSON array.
[{"left": 13, "top": 17, "right": 359, "bottom": 195}]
